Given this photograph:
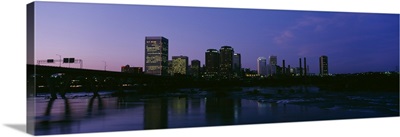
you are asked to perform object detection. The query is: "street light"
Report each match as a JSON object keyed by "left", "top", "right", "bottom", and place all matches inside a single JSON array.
[{"left": 56, "top": 54, "right": 61, "bottom": 67}]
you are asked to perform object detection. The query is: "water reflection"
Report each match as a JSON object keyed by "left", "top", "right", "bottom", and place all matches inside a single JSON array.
[
  {"left": 190, "top": 98, "right": 201, "bottom": 111},
  {"left": 40, "top": 98, "right": 73, "bottom": 134},
  {"left": 170, "top": 97, "right": 188, "bottom": 115},
  {"left": 33, "top": 93, "right": 396, "bottom": 135},
  {"left": 42, "top": 98, "right": 72, "bottom": 122},
  {"left": 86, "top": 96, "right": 104, "bottom": 117},
  {"left": 205, "top": 97, "right": 241, "bottom": 125},
  {"left": 143, "top": 98, "right": 168, "bottom": 129}
]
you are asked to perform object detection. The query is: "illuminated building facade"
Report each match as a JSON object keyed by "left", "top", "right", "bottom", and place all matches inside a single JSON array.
[
  {"left": 205, "top": 49, "right": 220, "bottom": 78},
  {"left": 168, "top": 60, "right": 173, "bottom": 76},
  {"left": 257, "top": 57, "right": 267, "bottom": 76},
  {"left": 172, "top": 56, "right": 189, "bottom": 75},
  {"left": 269, "top": 55, "right": 277, "bottom": 66},
  {"left": 121, "top": 65, "right": 143, "bottom": 74},
  {"left": 320, "top": 55, "right": 329, "bottom": 76},
  {"left": 233, "top": 53, "right": 242, "bottom": 78},
  {"left": 145, "top": 36, "right": 168, "bottom": 76},
  {"left": 245, "top": 68, "right": 260, "bottom": 78},
  {"left": 268, "top": 55, "right": 277, "bottom": 76},
  {"left": 219, "top": 46, "right": 234, "bottom": 79},
  {"left": 191, "top": 60, "right": 201, "bottom": 78}
]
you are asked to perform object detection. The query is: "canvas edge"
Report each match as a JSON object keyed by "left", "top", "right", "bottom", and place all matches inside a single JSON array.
[
  {"left": 23, "top": 1, "right": 400, "bottom": 136},
  {"left": 27, "top": 1, "right": 36, "bottom": 135}
]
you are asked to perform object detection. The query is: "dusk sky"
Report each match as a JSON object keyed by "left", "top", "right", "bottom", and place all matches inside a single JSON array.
[{"left": 34, "top": 1, "right": 399, "bottom": 74}]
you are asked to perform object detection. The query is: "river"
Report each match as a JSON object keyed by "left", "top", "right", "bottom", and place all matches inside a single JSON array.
[{"left": 29, "top": 87, "right": 399, "bottom": 135}]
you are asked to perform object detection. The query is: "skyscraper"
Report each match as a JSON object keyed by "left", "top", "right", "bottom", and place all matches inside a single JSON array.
[
  {"left": 269, "top": 56, "right": 277, "bottom": 66},
  {"left": 320, "top": 55, "right": 329, "bottom": 76},
  {"left": 205, "top": 49, "right": 220, "bottom": 78},
  {"left": 219, "top": 46, "right": 234, "bottom": 78},
  {"left": 299, "top": 58, "right": 302, "bottom": 76},
  {"left": 282, "top": 60, "right": 286, "bottom": 75},
  {"left": 233, "top": 53, "right": 242, "bottom": 78},
  {"left": 145, "top": 36, "right": 168, "bottom": 76},
  {"left": 304, "top": 57, "right": 307, "bottom": 76},
  {"left": 268, "top": 55, "right": 277, "bottom": 76},
  {"left": 172, "top": 56, "right": 189, "bottom": 75},
  {"left": 257, "top": 57, "right": 267, "bottom": 76},
  {"left": 191, "top": 60, "right": 201, "bottom": 78}
]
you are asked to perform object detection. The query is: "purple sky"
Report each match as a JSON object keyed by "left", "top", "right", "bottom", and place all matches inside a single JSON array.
[{"left": 34, "top": 2, "right": 399, "bottom": 74}]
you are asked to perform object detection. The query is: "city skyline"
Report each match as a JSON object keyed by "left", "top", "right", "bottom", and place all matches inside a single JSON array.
[{"left": 33, "top": 2, "right": 399, "bottom": 74}]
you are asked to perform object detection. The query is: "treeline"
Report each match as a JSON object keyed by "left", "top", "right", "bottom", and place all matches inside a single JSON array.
[{"left": 155, "top": 72, "right": 399, "bottom": 92}]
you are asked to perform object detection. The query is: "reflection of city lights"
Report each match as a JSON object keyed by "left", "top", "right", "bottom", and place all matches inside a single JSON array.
[
  {"left": 257, "top": 102, "right": 267, "bottom": 108},
  {"left": 122, "top": 84, "right": 132, "bottom": 87},
  {"left": 70, "top": 85, "right": 82, "bottom": 88},
  {"left": 171, "top": 97, "right": 187, "bottom": 114},
  {"left": 51, "top": 73, "right": 65, "bottom": 78},
  {"left": 234, "top": 110, "right": 239, "bottom": 119}
]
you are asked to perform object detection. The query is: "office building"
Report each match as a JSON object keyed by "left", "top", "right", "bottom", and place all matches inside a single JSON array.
[
  {"left": 267, "top": 64, "right": 277, "bottom": 76},
  {"left": 233, "top": 53, "right": 242, "bottom": 78},
  {"left": 145, "top": 36, "right": 168, "bottom": 76},
  {"left": 257, "top": 57, "right": 267, "bottom": 76},
  {"left": 191, "top": 60, "right": 201, "bottom": 78},
  {"left": 205, "top": 49, "right": 220, "bottom": 78},
  {"left": 121, "top": 65, "right": 143, "bottom": 74},
  {"left": 268, "top": 56, "right": 277, "bottom": 76},
  {"left": 244, "top": 68, "right": 260, "bottom": 78},
  {"left": 304, "top": 57, "right": 307, "bottom": 76},
  {"left": 320, "top": 55, "right": 329, "bottom": 76},
  {"left": 299, "top": 58, "right": 303, "bottom": 76},
  {"left": 219, "top": 46, "right": 234, "bottom": 78},
  {"left": 172, "top": 56, "right": 189, "bottom": 75},
  {"left": 269, "top": 56, "right": 277, "bottom": 66}
]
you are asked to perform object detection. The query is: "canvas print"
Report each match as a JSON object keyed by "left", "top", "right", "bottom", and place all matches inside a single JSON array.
[{"left": 27, "top": 1, "right": 399, "bottom": 135}]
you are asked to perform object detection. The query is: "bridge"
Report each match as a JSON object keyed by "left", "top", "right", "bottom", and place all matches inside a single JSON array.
[{"left": 27, "top": 64, "right": 185, "bottom": 99}]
